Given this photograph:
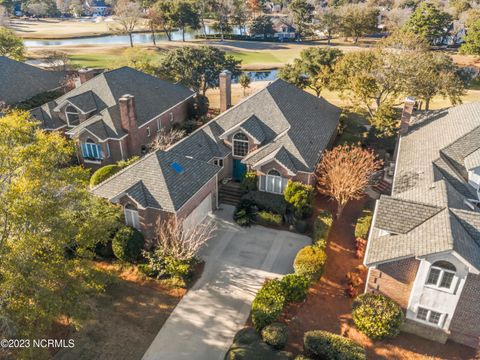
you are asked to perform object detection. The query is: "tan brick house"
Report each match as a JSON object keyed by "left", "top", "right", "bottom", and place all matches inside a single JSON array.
[
  {"left": 31, "top": 67, "right": 194, "bottom": 169},
  {"left": 92, "top": 75, "right": 340, "bottom": 238},
  {"left": 364, "top": 101, "right": 480, "bottom": 349}
]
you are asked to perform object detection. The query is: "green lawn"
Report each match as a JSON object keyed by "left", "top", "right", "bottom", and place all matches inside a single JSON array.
[
  {"left": 226, "top": 50, "right": 284, "bottom": 66},
  {"left": 69, "top": 54, "right": 119, "bottom": 69}
]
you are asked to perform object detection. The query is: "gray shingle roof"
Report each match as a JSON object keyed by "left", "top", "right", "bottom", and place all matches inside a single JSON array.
[
  {"left": 33, "top": 66, "right": 194, "bottom": 135},
  {"left": 375, "top": 196, "right": 443, "bottom": 234},
  {"left": 440, "top": 125, "right": 480, "bottom": 180},
  {"left": 366, "top": 102, "right": 480, "bottom": 270},
  {"left": 170, "top": 79, "right": 340, "bottom": 173},
  {"left": 92, "top": 150, "right": 221, "bottom": 212},
  {"left": 0, "top": 56, "right": 64, "bottom": 105}
]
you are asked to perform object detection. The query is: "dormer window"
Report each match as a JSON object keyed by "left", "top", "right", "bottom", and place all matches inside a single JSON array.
[
  {"left": 233, "top": 132, "right": 249, "bottom": 157},
  {"left": 425, "top": 261, "right": 456, "bottom": 290},
  {"left": 65, "top": 105, "right": 80, "bottom": 127}
]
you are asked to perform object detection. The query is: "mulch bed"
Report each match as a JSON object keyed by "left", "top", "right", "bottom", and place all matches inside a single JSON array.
[{"left": 279, "top": 194, "right": 479, "bottom": 360}]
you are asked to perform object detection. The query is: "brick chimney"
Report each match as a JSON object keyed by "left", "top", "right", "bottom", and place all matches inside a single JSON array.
[
  {"left": 399, "top": 96, "right": 416, "bottom": 135},
  {"left": 78, "top": 68, "right": 96, "bottom": 84},
  {"left": 219, "top": 70, "right": 232, "bottom": 113},
  {"left": 119, "top": 94, "right": 137, "bottom": 132}
]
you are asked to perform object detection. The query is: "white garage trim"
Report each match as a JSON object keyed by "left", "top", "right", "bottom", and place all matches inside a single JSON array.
[{"left": 182, "top": 193, "right": 212, "bottom": 232}]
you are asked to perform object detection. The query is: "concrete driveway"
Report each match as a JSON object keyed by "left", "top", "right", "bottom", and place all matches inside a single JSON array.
[{"left": 142, "top": 205, "right": 311, "bottom": 360}]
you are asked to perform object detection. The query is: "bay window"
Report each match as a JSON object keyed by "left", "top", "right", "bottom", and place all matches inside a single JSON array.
[
  {"left": 259, "top": 169, "right": 288, "bottom": 194},
  {"left": 81, "top": 139, "right": 103, "bottom": 161}
]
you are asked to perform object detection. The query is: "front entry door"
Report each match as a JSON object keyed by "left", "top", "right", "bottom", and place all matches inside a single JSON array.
[{"left": 233, "top": 159, "right": 247, "bottom": 180}]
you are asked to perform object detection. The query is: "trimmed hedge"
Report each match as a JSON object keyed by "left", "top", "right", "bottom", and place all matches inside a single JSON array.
[
  {"left": 304, "top": 330, "right": 366, "bottom": 360},
  {"left": 252, "top": 279, "right": 286, "bottom": 330},
  {"left": 257, "top": 211, "right": 282, "bottom": 226},
  {"left": 112, "top": 226, "right": 145, "bottom": 263},
  {"left": 284, "top": 181, "right": 314, "bottom": 219},
  {"left": 313, "top": 211, "right": 333, "bottom": 248},
  {"left": 90, "top": 164, "right": 121, "bottom": 187},
  {"left": 242, "top": 171, "right": 258, "bottom": 192},
  {"left": 90, "top": 156, "right": 139, "bottom": 187},
  {"left": 352, "top": 293, "right": 404, "bottom": 339},
  {"left": 226, "top": 327, "right": 293, "bottom": 360},
  {"left": 354, "top": 210, "right": 373, "bottom": 240},
  {"left": 281, "top": 274, "right": 309, "bottom": 303},
  {"left": 261, "top": 323, "right": 288, "bottom": 349},
  {"left": 241, "top": 191, "right": 288, "bottom": 215},
  {"left": 293, "top": 246, "right": 327, "bottom": 281}
]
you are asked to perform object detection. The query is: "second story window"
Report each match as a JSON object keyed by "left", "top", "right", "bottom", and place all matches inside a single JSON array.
[
  {"left": 213, "top": 158, "right": 224, "bottom": 168},
  {"left": 81, "top": 139, "right": 103, "bottom": 161},
  {"left": 425, "top": 261, "right": 456, "bottom": 290},
  {"left": 233, "top": 132, "right": 249, "bottom": 157},
  {"left": 65, "top": 105, "right": 80, "bottom": 127}
]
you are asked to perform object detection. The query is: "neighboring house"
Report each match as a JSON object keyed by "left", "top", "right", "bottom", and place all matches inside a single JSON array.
[
  {"left": 31, "top": 67, "right": 195, "bottom": 169},
  {"left": 0, "top": 56, "right": 64, "bottom": 105},
  {"left": 272, "top": 19, "right": 297, "bottom": 40},
  {"left": 92, "top": 73, "right": 340, "bottom": 238},
  {"left": 84, "top": 0, "right": 111, "bottom": 16},
  {"left": 364, "top": 100, "right": 480, "bottom": 349}
]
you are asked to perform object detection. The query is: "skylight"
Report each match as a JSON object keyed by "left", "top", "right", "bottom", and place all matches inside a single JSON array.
[{"left": 171, "top": 162, "right": 184, "bottom": 174}]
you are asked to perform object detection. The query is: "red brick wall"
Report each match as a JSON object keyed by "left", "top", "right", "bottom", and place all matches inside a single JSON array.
[
  {"left": 117, "top": 196, "right": 169, "bottom": 241},
  {"left": 449, "top": 273, "right": 480, "bottom": 349},
  {"left": 116, "top": 175, "right": 217, "bottom": 240},
  {"left": 74, "top": 99, "right": 191, "bottom": 168},
  {"left": 259, "top": 161, "right": 292, "bottom": 179},
  {"left": 366, "top": 257, "right": 420, "bottom": 309},
  {"left": 125, "top": 99, "right": 191, "bottom": 158}
]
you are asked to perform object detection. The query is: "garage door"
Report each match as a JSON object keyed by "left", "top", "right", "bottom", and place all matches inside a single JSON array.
[{"left": 182, "top": 193, "right": 212, "bottom": 232}]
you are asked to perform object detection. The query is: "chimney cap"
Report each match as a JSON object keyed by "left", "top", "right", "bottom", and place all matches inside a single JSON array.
[
  {"left": 220, "top": 70, "right": 232, "bottom": 76},
  {"left": 119, "top": 94, "right": 134, "bottom": 100},
  {"left": 405, "top": 96, "right": 416, "bottom": 104}
]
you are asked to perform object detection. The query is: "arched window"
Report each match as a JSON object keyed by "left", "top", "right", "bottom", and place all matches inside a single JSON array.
[
  {"left": 81, "top": 138, "right": 103, "bottom": 161},
  {"left": 124, "top": 203, "right": 140, "bottom": 230},
  {"left": 425, "top": 260, "right": 456, "bottom": 289},
  {"left": 266, "top": 169, "right": 287, "bottom": 194},
  {"left": 65, "top": 105, "right": 80, "bottom": 126},
  {"left": 233, "top": 132, "right": 249, "bottom": 157}
]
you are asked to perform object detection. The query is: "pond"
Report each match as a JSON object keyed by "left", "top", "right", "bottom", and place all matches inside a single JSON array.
[
  {"left": 24, "top": 25, "right": 243, "bottom": 47},
  {"left": 233, "top": 70, "right": 279, "bottom": 83}
]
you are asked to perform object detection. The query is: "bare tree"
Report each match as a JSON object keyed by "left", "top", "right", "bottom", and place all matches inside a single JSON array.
[
  {"left": 151, "top": 128, "right": 186, "bottom": 151},
  {"left": 0, "top": 6, "right": 9, "bottom": 27},
  {"left": 40, "top": 50, "right": 70, "bottom": 71},
  {"left": 113, "top": 0, "right": 143, "bottom": 47},
  {"left": 154, "top": 216, "right": 216, "bottom": 261},
  {"left": 316, "top": 145, "right": 383, "bottom": 218}
]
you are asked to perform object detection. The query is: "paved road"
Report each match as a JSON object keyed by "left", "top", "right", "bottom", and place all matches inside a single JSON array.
[{"left": 142, "top": 205, "right": 311, "bottom": 360}]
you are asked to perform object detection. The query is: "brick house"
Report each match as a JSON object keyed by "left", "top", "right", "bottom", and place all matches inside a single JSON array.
[
  {"left": 92, "top": 73, "right": 340, "bottom": 238},
  {"left": 31, "top": 67, "right": 195, "bottom": 169},
  {"left": 0, "top": 56, "right": 64, "bottom": 106},
  {"left": 364, "top": 101, "right": 480, "bottom": 348}
]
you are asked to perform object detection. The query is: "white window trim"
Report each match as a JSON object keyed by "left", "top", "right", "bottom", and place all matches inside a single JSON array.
[
  {"left": 415, "top": 306, "right": 446, "bottom": 328},
  {"left": 232, "top": 132, "right": 249, "bottom": 158},
  {"left": 260, "top": 170, "right": 288, "bottom": 194},
  {"left": 124, "top": 206, "right": 140, "bottom": 230},
  {"left": 213, "top": 158, "right": 224, "bottom": 168},
  {"left": 425, "top": 266, "right": 457, "bottom": 293},
  {"left": 65, "top": 106, "right": 80, "bottom": 127},
  {"left": 147, "top": 127, "right": 151, "bottom": 137},
  {"left": 81, "top": 141, "right": 103, "bottom": 161}
]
